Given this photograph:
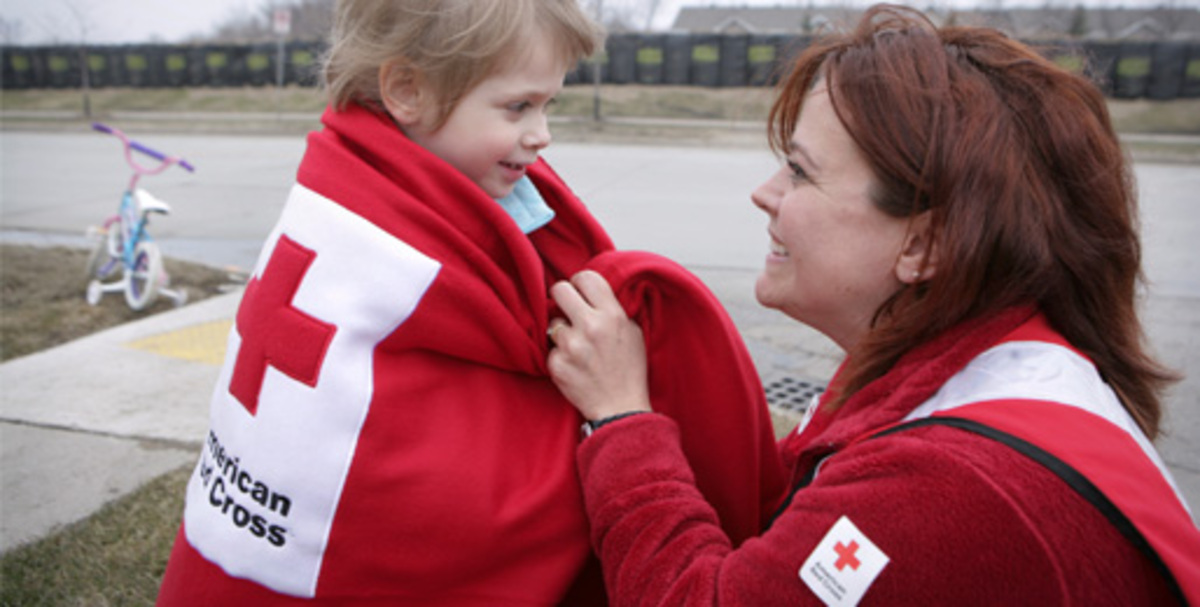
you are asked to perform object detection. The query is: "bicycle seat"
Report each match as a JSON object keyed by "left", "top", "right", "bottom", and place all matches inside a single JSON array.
[{"left": 134, "top": 188, "right": 172, "bottom": 215}]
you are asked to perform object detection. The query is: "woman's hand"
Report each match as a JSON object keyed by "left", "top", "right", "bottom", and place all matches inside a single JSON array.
[{"left": 548, "top": 270, "right": 651, "bottom": 421}]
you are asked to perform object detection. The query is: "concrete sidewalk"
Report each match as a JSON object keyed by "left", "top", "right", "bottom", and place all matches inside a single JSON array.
[{"left": 0, "top": 290, "right": 239, "bottom": 551}]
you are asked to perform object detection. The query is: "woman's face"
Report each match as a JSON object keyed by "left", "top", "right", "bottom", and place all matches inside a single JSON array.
[{"left": 751, "top": 85, "right": 913, "bottom": 351}]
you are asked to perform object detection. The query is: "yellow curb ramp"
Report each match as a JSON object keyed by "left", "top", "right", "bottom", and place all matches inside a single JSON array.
[{"left": 125, "top": 319, "right": 233, "bottom": 366}]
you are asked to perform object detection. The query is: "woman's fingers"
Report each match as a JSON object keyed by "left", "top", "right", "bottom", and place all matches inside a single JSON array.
[
  {"left": 550, "top": 271, "right": 621, "bottom": 342},
  {"left": 553, "top": 270, "right": 617, "bottom": 319},
  {"left": 546, "top": 270, "right": 651, "bottom": 419},
  {"left": 550, "top": 277, "right": 589, "bottom": 322},
  {"left": 551, "top": 271, "right": 625, "bottom": 338},
  {"left": 570, "top": 270, "right": 619, "bottom": 310}
]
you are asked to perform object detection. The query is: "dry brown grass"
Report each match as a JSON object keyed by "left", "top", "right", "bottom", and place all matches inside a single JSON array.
[{"left": 0, "top": 244, "right": 236, "bottom": 362}]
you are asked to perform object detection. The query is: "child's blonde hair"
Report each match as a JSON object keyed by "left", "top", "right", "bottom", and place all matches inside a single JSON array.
[{"left": 322, "top": 0, "right": 603, "bottom": 128}]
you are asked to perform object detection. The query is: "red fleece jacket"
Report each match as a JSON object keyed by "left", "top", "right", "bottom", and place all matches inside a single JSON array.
[
  {"left": 579, "top": 307, "right": 1192, "bottom": 605},
  {"left": 156, "top": 104, "right": 784, "bottom": 605}
]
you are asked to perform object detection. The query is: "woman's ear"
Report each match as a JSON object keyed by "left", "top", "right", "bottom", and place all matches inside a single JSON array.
[
  {"left": 379, "top": 60, "right": 425, "bottom": 127},
  {"left": 895, "top": 212, "right": 938, "bottom": 285}
]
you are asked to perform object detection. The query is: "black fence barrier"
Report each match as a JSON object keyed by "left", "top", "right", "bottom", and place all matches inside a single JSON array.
[
  {"left": 565, "top": 58, "right": 596, "bottom": 86},
  {"left": 44, "top": 48, "right": 82, "bottom": 88},
  {"left": 1114, "top": 42, "right": 1154, "bottom": 98},
  {"left": 122, "top": 46, "right": 162, "bottom": 88},
  {"left": 163, "top": 48, "right": 190, "bottom": 87},
  {"left": 606, "top": 35, "right": 637, "bottom": 85},
  {"left": 1149, "top": 42, "right": 1187, "bottom": 100},
  {"left": 690, "top": 34, "right": 721, "bottom": 87},
  {"left": 1080, "top": 42, "right": 1121, "bottom": 96},
  {"left": 720, "top": 35, "right": 749, "bottom": 87},
  {"left": 1, "top": 38, "right": 1196, "bottom": 99},
  {"left": 82, "top": 48, "right": 117, "bottom": 88},
  {"left": 635, "top": 34, "right": 665, "bottom": 85},
  {"left": 288, "top": 42, "right": 322, "bottom": 87},
  {"left": 2, "top": 47, "right": 34, "bottom": 88},
  {"left": 663, "top": 34, "right": 691, "bottom": 85},
  {"left": 244, "top": 45, "right": 275, "bottom": 87},
  {"left": 1185, "top": 44, "right": 1200, "bottom": 98},
  {"left": 748, "top": 35, "right": 783, "bottom": 86}
]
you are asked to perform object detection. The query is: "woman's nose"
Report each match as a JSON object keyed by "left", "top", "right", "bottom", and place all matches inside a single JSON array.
[{"left": 751, "top": 173, "right": 781, "bottom": 214}]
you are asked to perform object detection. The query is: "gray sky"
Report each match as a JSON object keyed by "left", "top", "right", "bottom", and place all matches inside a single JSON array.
[
  {"left": 3, "top": 0, "right": 265, "bottom": 45},
  {"left": 2, "top": 0, "right": 1187, "bottom": 45}
]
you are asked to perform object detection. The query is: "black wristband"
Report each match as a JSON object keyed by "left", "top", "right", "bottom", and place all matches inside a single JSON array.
[{"left": 579, "top": 411, "right": 650, "bottom": 441}]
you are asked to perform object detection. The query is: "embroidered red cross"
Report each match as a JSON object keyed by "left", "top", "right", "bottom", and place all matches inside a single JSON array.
[
  {"left": 229, "top": 235, "right": 336, "bottom": 415},
  {"left": 834, "top": 540, "right": 861, "bottom": 571}
]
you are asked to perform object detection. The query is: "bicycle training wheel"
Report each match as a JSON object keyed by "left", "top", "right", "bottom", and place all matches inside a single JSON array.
[
  {"left": 84, "top": 219, "right": 122, "bottom": 281},
  {"left": 124, "top": 240, "right": 164, "bottom": 311}
]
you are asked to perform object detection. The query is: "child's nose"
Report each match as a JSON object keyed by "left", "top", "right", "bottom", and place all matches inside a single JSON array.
[{"left": 523, "top": 116, "right": 552, "bottom": 150}]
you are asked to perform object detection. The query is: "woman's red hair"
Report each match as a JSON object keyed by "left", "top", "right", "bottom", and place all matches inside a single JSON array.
[{"left": 769, "top": 4, "right": 1177, "bottom": 437}]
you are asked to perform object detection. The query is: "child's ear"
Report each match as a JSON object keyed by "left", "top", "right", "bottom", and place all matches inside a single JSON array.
[{"left": 379, "top": 60, "right": 425, "bottom": 126}]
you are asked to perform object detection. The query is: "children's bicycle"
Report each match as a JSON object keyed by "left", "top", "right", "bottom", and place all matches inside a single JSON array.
[{"left": 85, "top": 122, "right": 195, "bottom": 311}]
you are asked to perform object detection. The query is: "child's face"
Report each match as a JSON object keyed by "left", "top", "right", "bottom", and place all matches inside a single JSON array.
[{"left": 401, "top": 44, "right": 567, "bottom": 199}]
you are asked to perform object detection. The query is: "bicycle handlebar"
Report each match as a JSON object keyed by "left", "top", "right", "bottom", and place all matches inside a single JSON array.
[{"left": 92, "top": 122, "right": 195, "bottom": 173}]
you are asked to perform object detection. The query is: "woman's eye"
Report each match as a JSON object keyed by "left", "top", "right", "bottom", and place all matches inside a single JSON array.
[{"left": 787, "top": 160, "right": 808, "bottom": 183}]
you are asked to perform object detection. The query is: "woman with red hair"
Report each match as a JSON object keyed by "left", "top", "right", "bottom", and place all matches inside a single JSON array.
[{"left": 547, "top": 4, "right": 1198, "bottom": 604}]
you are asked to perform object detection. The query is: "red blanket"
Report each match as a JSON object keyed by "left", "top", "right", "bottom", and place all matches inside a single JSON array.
[{"left": 157, "top": 104, "right": 784, "bottom": 605}]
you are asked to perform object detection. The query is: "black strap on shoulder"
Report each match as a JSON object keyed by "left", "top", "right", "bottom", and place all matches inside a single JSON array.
[
  {"left": 873, "top": 417, "right": 1186, "bottom": 606},
  {"left": 765, "top": 455, "right": 822, "bottom": 530}
]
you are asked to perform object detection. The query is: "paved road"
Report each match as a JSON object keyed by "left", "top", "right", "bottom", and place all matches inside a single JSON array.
[
  {"left": 3, "top": 131, "right": 1197, "bottom": 290},
  {"left": 2, "top": 131, "right": 1197, "bottom": 540}
]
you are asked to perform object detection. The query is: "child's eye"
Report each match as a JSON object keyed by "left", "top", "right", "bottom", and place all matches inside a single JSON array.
[{"left": 507, "top": 101, "right": 533, "bottom": 114}]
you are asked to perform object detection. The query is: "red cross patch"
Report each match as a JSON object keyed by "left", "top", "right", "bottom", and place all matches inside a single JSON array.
[
  {"left": 229, "top": 234, "right": 336, "bottom": 414},
  {"left": 833, "top": 540, "right": 861, "bottom": 571},
  {"left": 800, "top": 516, "right": 889, "bottom": 606}
]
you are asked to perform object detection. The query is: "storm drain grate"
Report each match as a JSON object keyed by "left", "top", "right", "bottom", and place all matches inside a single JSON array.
[{"left": 764, "top": 376, "right": 825, "bottom": 414}]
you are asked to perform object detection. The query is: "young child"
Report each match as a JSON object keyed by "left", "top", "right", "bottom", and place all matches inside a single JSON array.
[{"left": 157, "top": 1, "right": 784, "bottom": 604}]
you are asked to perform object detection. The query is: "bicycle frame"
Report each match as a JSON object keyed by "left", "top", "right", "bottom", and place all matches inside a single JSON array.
[
  {"left": 91, "top": 191, "right": 149, "bottom": 280},
  {"left": 85, "top": 123, "right": 195, "bottom": 310}
]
